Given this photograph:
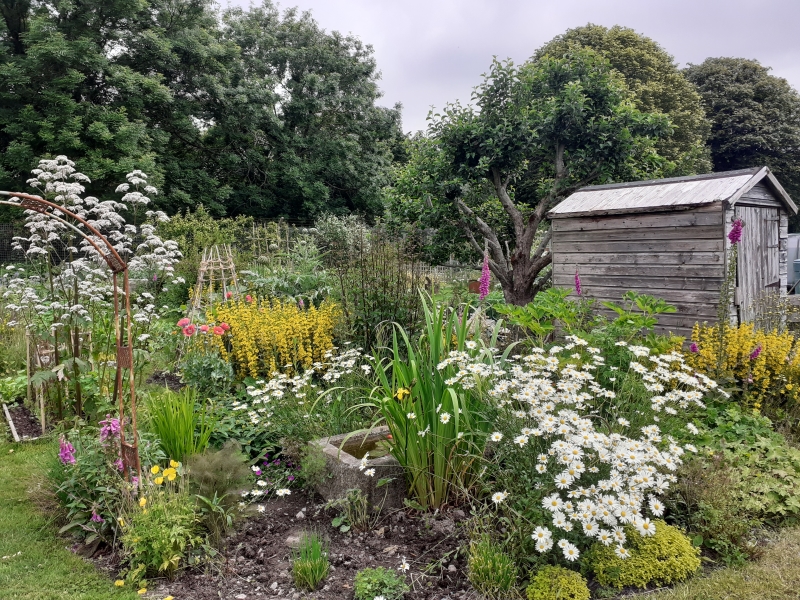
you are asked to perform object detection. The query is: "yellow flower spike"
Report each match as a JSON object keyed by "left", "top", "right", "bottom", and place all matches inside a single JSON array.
[
  {"left": 139, "top": 497, "right": 147, "bottom": 508},
  {"left": 169, "top": 460, "right": 180, "bottom": 469},
  {"left": 154, "top": 476, "right": 164, "bottom": 485},
  {"left": 150, "top": 465, "right": 160, "bottom": 475},
  {"left": 114, "top": 580, "right": 125, "bottom": 587}
]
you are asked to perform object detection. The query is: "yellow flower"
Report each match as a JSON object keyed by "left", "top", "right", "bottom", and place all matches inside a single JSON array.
[
  {"left": 163, "top": 468, "right": 177, "bottom": 481},
  {"left": 114, "top": 580, "right": 125, "bottom": 587},
  {"left": 395, "top": 388, "right": 410, "bottom": 400},
  {"left": 151, "top": 465, "right": 160, "bottom": 475},
  {"left": 117, "top": 518, "right": 125, "bottom": 527},
  {"left": 164, "top": 597, "right": 174, "bottom": 600},
  {"left": 154, "top": 476, "right": 164, "bottom": 485},
  {"left": 139, "top": 497, "right": 147, "bottom": 508},
  {"left": 138, "top": 588, "right": 147, "bottom": 595},
  {"left": 169, "top": 460, "right": 180, "bottom": 469}
]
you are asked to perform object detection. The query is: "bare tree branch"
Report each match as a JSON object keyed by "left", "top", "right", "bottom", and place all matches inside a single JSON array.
[
  {"left": 491, "top": 166, "right": 524, "bottom": 240},
  {"left": 454, "top": 198, "right": 506, "bottom": 266}
]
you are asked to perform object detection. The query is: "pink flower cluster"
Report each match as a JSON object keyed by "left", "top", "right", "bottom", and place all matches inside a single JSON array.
[
  {"left": 728, "top": 219, "right": 744, "bottom": 245},
  {"left": 59, "top": 437, "right": 76, "bottom": 465},
  {"left": 479, "top": 254, "right": 490, "bottom": 301},
  {"left": 177, "top": 318, "right": 229, "bottom": 337}
]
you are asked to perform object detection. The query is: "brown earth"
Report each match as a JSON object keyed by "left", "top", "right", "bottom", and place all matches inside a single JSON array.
[
  {"left": 4, "top": 402, "right": 42, "bottom": 440},
  {"left": 150, "top": 490, "right": 474, "bottom": 600}
]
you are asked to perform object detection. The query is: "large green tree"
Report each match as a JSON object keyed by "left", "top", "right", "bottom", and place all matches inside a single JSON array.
[
  {"left": 0, "top": 0, "right": 401, "bottom": 220},
  {"left": 389, "top": 48, "right": 670, "bottom": 305},
  {"left": 684, "top": 58, "right": 800, "bottom": 203},
  {"left": 535, "top": 24, "right": 711, "bottom": 175}
]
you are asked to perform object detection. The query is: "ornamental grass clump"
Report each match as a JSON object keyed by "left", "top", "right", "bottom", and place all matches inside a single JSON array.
[
  {"left": 211, "top": 297, "right": 340, "bottom": 378},
  {"left": 146, "top": 388, "right": 214, "bottom": 463},
  {"left": 292, "top": 531, "right": 330, "bottom": 590},
  {"left": 467, "top": 536, "right": 518, "bottom": 599},
  {"left": 369, "top": 295, "right": 506, "bottom": 509}
]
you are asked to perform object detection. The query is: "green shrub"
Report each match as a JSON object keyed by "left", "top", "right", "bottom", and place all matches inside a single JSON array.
[
  {"left": 120, "top": 466, "right": 203, "bottom": 582},
  {"left": 588, "top": 520, "right": 700, "bottom": 589},
  {"left": 668, "top": 455, "right": 761, "bottom": 566},
  {"left": 179, "top": 350, "right": 234, "bottom": 398},
  {"left": 187, "top": 441, "right": 251, "bottom": 545},
  {"left": 354, "top": 567, "right": 409, "bottom": 600},
  {"left": 292, "top": 531, "right": 329, "bottom": 590},
  {"left": 146, "top": 388, "right": 214, "bottom": 462},
  {"left": 467, "top": 536, "right": 518, "bottom": 599},
  {"left": 526, "top": 566, "right": 590, "bottom": 600}
]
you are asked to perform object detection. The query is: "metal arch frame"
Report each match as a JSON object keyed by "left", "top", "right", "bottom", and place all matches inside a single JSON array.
[{"left": 0, "top": 190, "right": 142, "bottom": 482}]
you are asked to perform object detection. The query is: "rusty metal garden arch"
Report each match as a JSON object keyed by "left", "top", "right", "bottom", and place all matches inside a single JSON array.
[{"left": 0, "top": 190, "right": 142, "bottom": 481}]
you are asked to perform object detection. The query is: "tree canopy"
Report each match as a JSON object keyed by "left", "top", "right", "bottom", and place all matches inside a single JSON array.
[
  {"left": 535, "top": 24, "right": 711, "bottom": 175},
  {"left": 684, "top": 57, "right": 800, "bottom": 204},
  {"left": 0, "top": 0, "right": 402, "bottom": 220},
  {"left": 389, "top": 48, "right": 670, "bottom": 304}
]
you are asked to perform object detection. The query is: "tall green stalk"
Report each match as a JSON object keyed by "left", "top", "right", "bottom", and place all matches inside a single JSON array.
[{"left": 147, "top": 388, "right": 214, "bottom": 462}]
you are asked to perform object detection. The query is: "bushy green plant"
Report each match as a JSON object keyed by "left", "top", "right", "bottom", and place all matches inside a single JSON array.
[
  {"left": 47, "top": 426, "right": 164, "bottom": 546},
  {"left": 179, "top": 350, "right": 234, "bottom": 399},
  {"left": 369, "top": 296, "right": 502, "bottom": 509},
  {"left": 298, "top": 442, "right": 329, "bottom": 489},
  {"left": 120, "top": 465, "right": 203, "bottom": 583},
  {"left": 526, "top": 566, "right": 589, "bottom": 600},
  {"left": 292, "top": 531, "right": 330, "bottom": 591},
  {"left": 684, "top": 404, "right": 800, "bottom": 524},
  {"left": 187, "top": 441, "right": 251, "bottom": 545},
  {"left": 668, "top": 455, "right": 760, "bottom": 566},
  {"left": 326, "top": 489, "right": 373, "bottom": 533},
  {"left": 588, "top": 520, "right": 700, "bottom": 589},
  {"left": 467, "top": 536, "right": 518, "bottom": 599},
  {"left": 354, "top": 567, "right": 409, "bottom": 600},
  {"left": 146, "top": 388, "right": 214, "bottom": 462}
]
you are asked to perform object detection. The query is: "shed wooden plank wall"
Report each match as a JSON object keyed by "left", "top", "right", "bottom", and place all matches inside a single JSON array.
[{"left": 552, "top": 203, "right": 725, "bottom": 338}]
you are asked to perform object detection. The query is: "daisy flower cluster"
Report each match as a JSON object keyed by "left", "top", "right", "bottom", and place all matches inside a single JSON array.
[{"left": 486, "top": 336, "right": 714, "bottom": 562}]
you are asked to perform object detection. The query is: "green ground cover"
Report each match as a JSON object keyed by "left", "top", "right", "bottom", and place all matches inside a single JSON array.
[{"left": 0, "top": 438, "right": 136, "bottom": 600}]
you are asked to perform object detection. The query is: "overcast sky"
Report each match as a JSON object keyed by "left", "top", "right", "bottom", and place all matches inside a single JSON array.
[{"left": 226, "top": 0, "right": 800, "bottom": 134}]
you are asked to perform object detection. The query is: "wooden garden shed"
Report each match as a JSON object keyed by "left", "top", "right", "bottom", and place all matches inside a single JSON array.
[{"left": 548, "top": 167, "right": 798, "bottom": 337}]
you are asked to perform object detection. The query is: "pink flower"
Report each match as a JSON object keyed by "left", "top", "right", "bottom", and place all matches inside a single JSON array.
[
  {"left": 199, "top": 324, "right": 209, "bottom": 333},
  {"left": 90, "top": 511, "right": 104, "bottom": 523},
  {"left": 226, "top": 291, "right": 233, "bottom": 299},
  {"left": 575, "top": 270, "right": 582, "bottom": 296},
  {"left": 728, "top": 219, "right": 743, "bottom": 245},
  {"left": 298, "top": 298, "right": 305, "bottom": 309},
  {"left": 59, "top": 437, "right": 76, "bottom": 465},
  {"left": 177, "top": 317, "right": 190, "bottom": 328},
  {"left": 99, "top": 414, "right": 121, "bottom": 442},
  {"left": 213, "top": 326, "right": 225, "bottom": 335},
  {"left": 749, "top": 345, "right": 762, "bottom": 360},
  {"left": 246, "top": 295, "right": 253, "bottom": 303},
  {"left": 479, "top": 254, "right": 490, "bottom": 301},
  {"left": 689, "top": 342, "right": 699, "bottom": 353},
  {"left": 220, "top": 322, "right": 230, "bottom": 331},
  {"left": 183, "top": 324, "right": 196, "bottom": 336},
  {"left": 114, "top": 458, "right": 124, "bottom": 471}
]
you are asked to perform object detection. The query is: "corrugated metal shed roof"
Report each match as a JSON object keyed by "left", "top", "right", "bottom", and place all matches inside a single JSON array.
[{"left": 549, "top": 167, "right": 798, "bottom": 218}]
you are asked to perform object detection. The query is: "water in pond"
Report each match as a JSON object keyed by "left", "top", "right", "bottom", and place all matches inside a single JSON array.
[{"left": 341, "top": 436, "right": 392, "bottom": 460}]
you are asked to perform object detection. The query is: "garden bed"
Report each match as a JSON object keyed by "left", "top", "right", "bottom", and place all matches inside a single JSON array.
[
  {"left": 152, "top": 490, "right": 471, "bottom": 600},
  {"left": 2, "top": 402, "right": 42, "bottom": 441}
]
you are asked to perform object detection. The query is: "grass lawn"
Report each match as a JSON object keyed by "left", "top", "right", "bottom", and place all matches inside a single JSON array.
[
  {"left": 626, "top": 527, "right": 800, "bottom": 600},
  {"left": 0, "top": 437, "right": 137, "bottom": 600}
]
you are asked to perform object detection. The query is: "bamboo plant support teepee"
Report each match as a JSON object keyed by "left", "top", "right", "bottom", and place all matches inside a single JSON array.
[{"left": 189, "top": 244, "right": 241, "bottom": 318}]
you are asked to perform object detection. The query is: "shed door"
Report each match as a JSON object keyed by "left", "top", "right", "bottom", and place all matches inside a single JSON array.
[{"left": 735, "top": 205, "right": 780, "bottom": 322}]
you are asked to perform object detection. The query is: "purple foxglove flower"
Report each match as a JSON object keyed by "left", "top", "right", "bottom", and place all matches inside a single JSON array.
[
  {"left": 749, "top": 345, "right": 762, "bottom": 360},
  {"left": 575, "top": 270, "right": 582, "bottom": 296},
  {"left": 690, "top": 342, "right": 699, "bottom": 353},
  {"left": 90, "top": 511, "right": 104, "bottom": 523},
  {"left": 59, "top": 437, "right": 76, "bottom": 465},
  {"left": 728, "top": 219, "right": 743, "bottom": 245},
  {"left": 152, "top": 273, "right": 158, "bottom": 282},
  {"left": 114, "top": 458, "right": 124, "bottom": 471},
  {"left": 479, "top": 254, "right": 490, "bottom": 301},
  {"left": 99, "top": 414, "right": 121, "bottom": 442}
]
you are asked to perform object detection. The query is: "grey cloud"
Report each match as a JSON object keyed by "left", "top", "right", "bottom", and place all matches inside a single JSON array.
[{"left": 227, "top": 0, "right": 800, "bottom": 134}]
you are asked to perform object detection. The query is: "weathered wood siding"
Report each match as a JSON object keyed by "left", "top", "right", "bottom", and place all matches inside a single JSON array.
[{"left": 551, "top": 203, "right": 725, "bottom": 338}]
